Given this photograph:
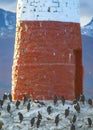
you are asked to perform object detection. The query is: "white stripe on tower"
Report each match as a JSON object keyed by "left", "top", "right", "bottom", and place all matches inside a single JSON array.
[{"left": 17, "top": 0, "right": 80, "bottom": 23}]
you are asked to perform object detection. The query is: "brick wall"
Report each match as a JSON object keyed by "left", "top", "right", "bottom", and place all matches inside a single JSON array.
[{"left": 12, "top": 21, "right": 83, "bottom": 100}]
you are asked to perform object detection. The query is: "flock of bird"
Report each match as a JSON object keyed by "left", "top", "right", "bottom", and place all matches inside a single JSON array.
[{"left": 0, "top": 93, "right": 93, "bottom": 130}]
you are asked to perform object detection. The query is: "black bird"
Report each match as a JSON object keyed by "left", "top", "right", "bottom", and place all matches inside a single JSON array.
[
  {"left": 88, "top": 99, "right": 92, "bottom": 106},
  {"left": 30, "top": 117, "right": 35, "bottom": 127},
  {"left": 16, "top": 100, "right": 20, "bottom": 109},
  {"left": 7, "top": 104, "right": 11, "bottom": 113},
  {"left": 46, "top": 117, "right": 52, "bottom": 120},
  {"left": 37, "top": 112, "right": 42, "bottom": 120},
  {"left": 70, "top": 124, "right": 75, "bottom": 130},
  {"left": 39, "top": 101, "right": 46, "bottom": 106},
  {"left": 18, "top": 112, "right": 24, "bottom": 123},
  {"left": 34, "top": 100, "right": 45, "bottom": 106},
  {"left": 65, "top": 107, "right": 70, "bottom": 118},
  {"left": 53, "top": 95, "right": 58, "bottom": 105},
  {"left": 72, "top": 100, "right": 78, "bottom": 105},
  {"left": 47, "top": 106, "right": 52, "bottom": 115},
  {"left": 61, "top": 96, "right": 65, "bottom": 106},
  {"left": 74, "top": 103, "right": 80, "bottom": 113},
  {"left": 80, "top": 94, "right": 85, "bottom": 104},
  {"left": 0, "top": 100, "right": 3, "bottom": 108},
  {"left": 76, "top": 95, "right": 80, "bottom": 101},
  {"left": 87, "top": 118, "right": 92, "bottom": 127},
  {"left": 36, "top": 119, "right": 41, "bottom": 128},
  {"left": 27, "top": 102, "right": 30, "bottom": 112},
  {"left": 23, "top": 94, "right": 28, "bottom": 105},
  {"left": 8, "top": 93, "right": 12, "bottom": 102},
  {"left": 0, "top": 121, "right": 4, "bottom": 130},
  {"left": 3, "top": 93, "right": 7, "bottom": 101},
  {"left": 72, "top": 115, "right": 76, "bottom": 123},
  {"left": 55, "top": 114, "right": 60, "bottom": 126}
]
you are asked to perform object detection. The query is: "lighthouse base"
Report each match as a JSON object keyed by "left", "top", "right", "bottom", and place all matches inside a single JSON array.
[{"left": 12, "top": 21, "right": 83, "bottom": 100}]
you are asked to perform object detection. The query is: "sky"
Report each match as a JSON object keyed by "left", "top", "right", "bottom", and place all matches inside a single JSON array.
[{"left": 0, "top": 0, "right": 93, "bottom": 26}]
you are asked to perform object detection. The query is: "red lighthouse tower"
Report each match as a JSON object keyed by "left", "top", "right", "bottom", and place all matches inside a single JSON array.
[{"left": 12, "top": 0, "right": 83, "bottom": 100}]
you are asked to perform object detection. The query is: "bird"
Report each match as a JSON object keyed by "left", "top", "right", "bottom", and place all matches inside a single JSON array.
[
  {"left": 88, "top": 99, "right": 92, "bottom": 106},
  {"left": 65, "top": 107, "right": 70, "bottom": 118},
  {"left": 30, "top": 117, "right": 35, "bottom": 127},
  {"left": 61, "top": 96, "right": 65, "bottom": 106},
  {"left": 72, "top": 99, "right": 78, "bottom": 105},
  {"left": 0, "top": 121, "right": 4, "bottom": 130},
  {"left": 70, "top": 123, "right": 75, "bottom": 130},
  {"left": 18, "top": 112, "right": 24, "bottom": 123},
  {"left": 76, "top": 94, "right": 80, "bottom": 101},
  {"left": 27, "top": 102, "right": 30, "bottom": 112},
  {"left": 53, "top": 95, "right": 58, "bottom": 105},
  {"left": 33, "top": 100, "right": 45, "bottom": 106},
  {"left": 46, "top": 117, "right": 52, "bottom": 120},
  {"left": 47, "top": 106, "right": 52, "bottom": 115},
  {"left": 87, "top": 118, "right": 92, "bottom": 127},
  {"left": 36, "top": 119, "right": 41, "bottom": 128},
  {"left": 3, "top": 93, "right": 7, "bottom": 101},
  {"left": 37, "top": 112, "right": 42, "bottom": 120},
  {"left": 72, "top": 115, "right": 76, "bottom": 124},
  {"left": 55, "top": 114, "right": 60, "bottom": 126},
  {"left": 38, "top": 101, "right": 46, "bottom": 106},
  {"left": 8, "top": 93, "right": 12, "bottom": 102},
  {"left": 7, "top": 104, "right": 11, "bottom": 113},
  {"left": 80, "top": 94, "right": 85, "bottom": 104},
  {"left": 0, "top": 100, "right": 3, "bottom": 108},
  {"left": 15, "top": 100, "right": 20, "bottom": 109},
  {"left": 23, "top": 94, "right": 28, "bottom": 105},
  {"left": 74, "top": 103, "right": 80, "bottom": 113}
]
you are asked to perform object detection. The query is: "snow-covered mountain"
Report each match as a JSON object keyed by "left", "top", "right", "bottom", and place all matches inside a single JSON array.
[
  {"left": 0, "top": 8, "right": 93, "bottom": 38},
  {"left": 0, "top": 9, "right": 16, "bottom": 37},
  {"left": 81, "top": 18, "right": 93, "bottom": 38}
]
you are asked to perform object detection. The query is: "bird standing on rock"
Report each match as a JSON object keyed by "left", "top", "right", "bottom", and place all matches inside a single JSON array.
[
  {"left": 72, "top": 115, "right": 76, "bottom": 124},
  {"left": 0, "top": 100, "right": 3, "bottom": 108},
  {"left": 80, "top": 94, "right": 85, "bottom": 104},
  {"left": 70, "top": 123, "right": 75, "bottom": 130},
  {"left": 3, "top": 93, "right": 7, "bottom": 101},
  {"left": 36, "top": 119, "right": 41, "bottom": 128},
  {"left": 0, "top": 121, "right": 4, "bottom": 130},
  {"left": 7, "top": 104, "right": 11, "bottom": 113},
  {"left": 16, "top": 100, "right": 20, "bottom": 109},
  {"left": 18, "top": 112, "right": 23, "bottom": 123},
  {"left": 27, "top": 102, "right": 30, "bottom": 112},
  {"left": 53, "top": 95, "right": 58, "bottom": 105},
  {"left": 55, "top": 114, "right": 60, "bottom": 126},
  {"left": 72, "top": 99, "right": 78, "bottom": 105},
  {"left": 30, "top": 117, "right": 35, "bottom": 127},
  {"left": 47, "top": 106, "right": 52, "bottom": 115},
  {"left": 61, "top": 96, "right": 65, "bottom": 106},
  {"left": 65, "top": 107, "right": 70, "bottom": 118},
  {"left": 8, "top": 93, "right": 12, "bottom": 102},
  {"left": 74, "top": 103, "right": 80, "bottom": 113},
  {"left": 87, "top": 118, "right": 92, "bottom": 127},
  {"left": 37, "top": 112, "right": 42, "bottom": 120},
  {"left": 23, "top": 94, "right": 28, "bottom": 105},
  {"left": 88, "top": 99, "right": 92, "bottom": 106}
]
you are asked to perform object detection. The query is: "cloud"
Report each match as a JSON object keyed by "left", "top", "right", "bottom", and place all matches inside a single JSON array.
[
  {"left": 0, "top": 0, "right": 17, "bottom": 4},
  {"left": 80, "top": 0, "right": 93, "bottom": 17},
  {"left": 0, "top": 0, "right": 17, "bottom": 12}
]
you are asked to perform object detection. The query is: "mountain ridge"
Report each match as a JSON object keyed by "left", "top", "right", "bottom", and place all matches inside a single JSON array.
[
  {"left": 81, "top": 18, "right": 93, "bottom": 38},
  {"left": 0, "top": 8, "right": 93, "bottom": 38},
  {"left": 0, "top": 8, "right": 16, "bottom": 38}
]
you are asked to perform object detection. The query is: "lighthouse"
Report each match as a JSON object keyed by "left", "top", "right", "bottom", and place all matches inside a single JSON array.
[{"left": 12, "top": 0, "right": 83, "bottom": 100}]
